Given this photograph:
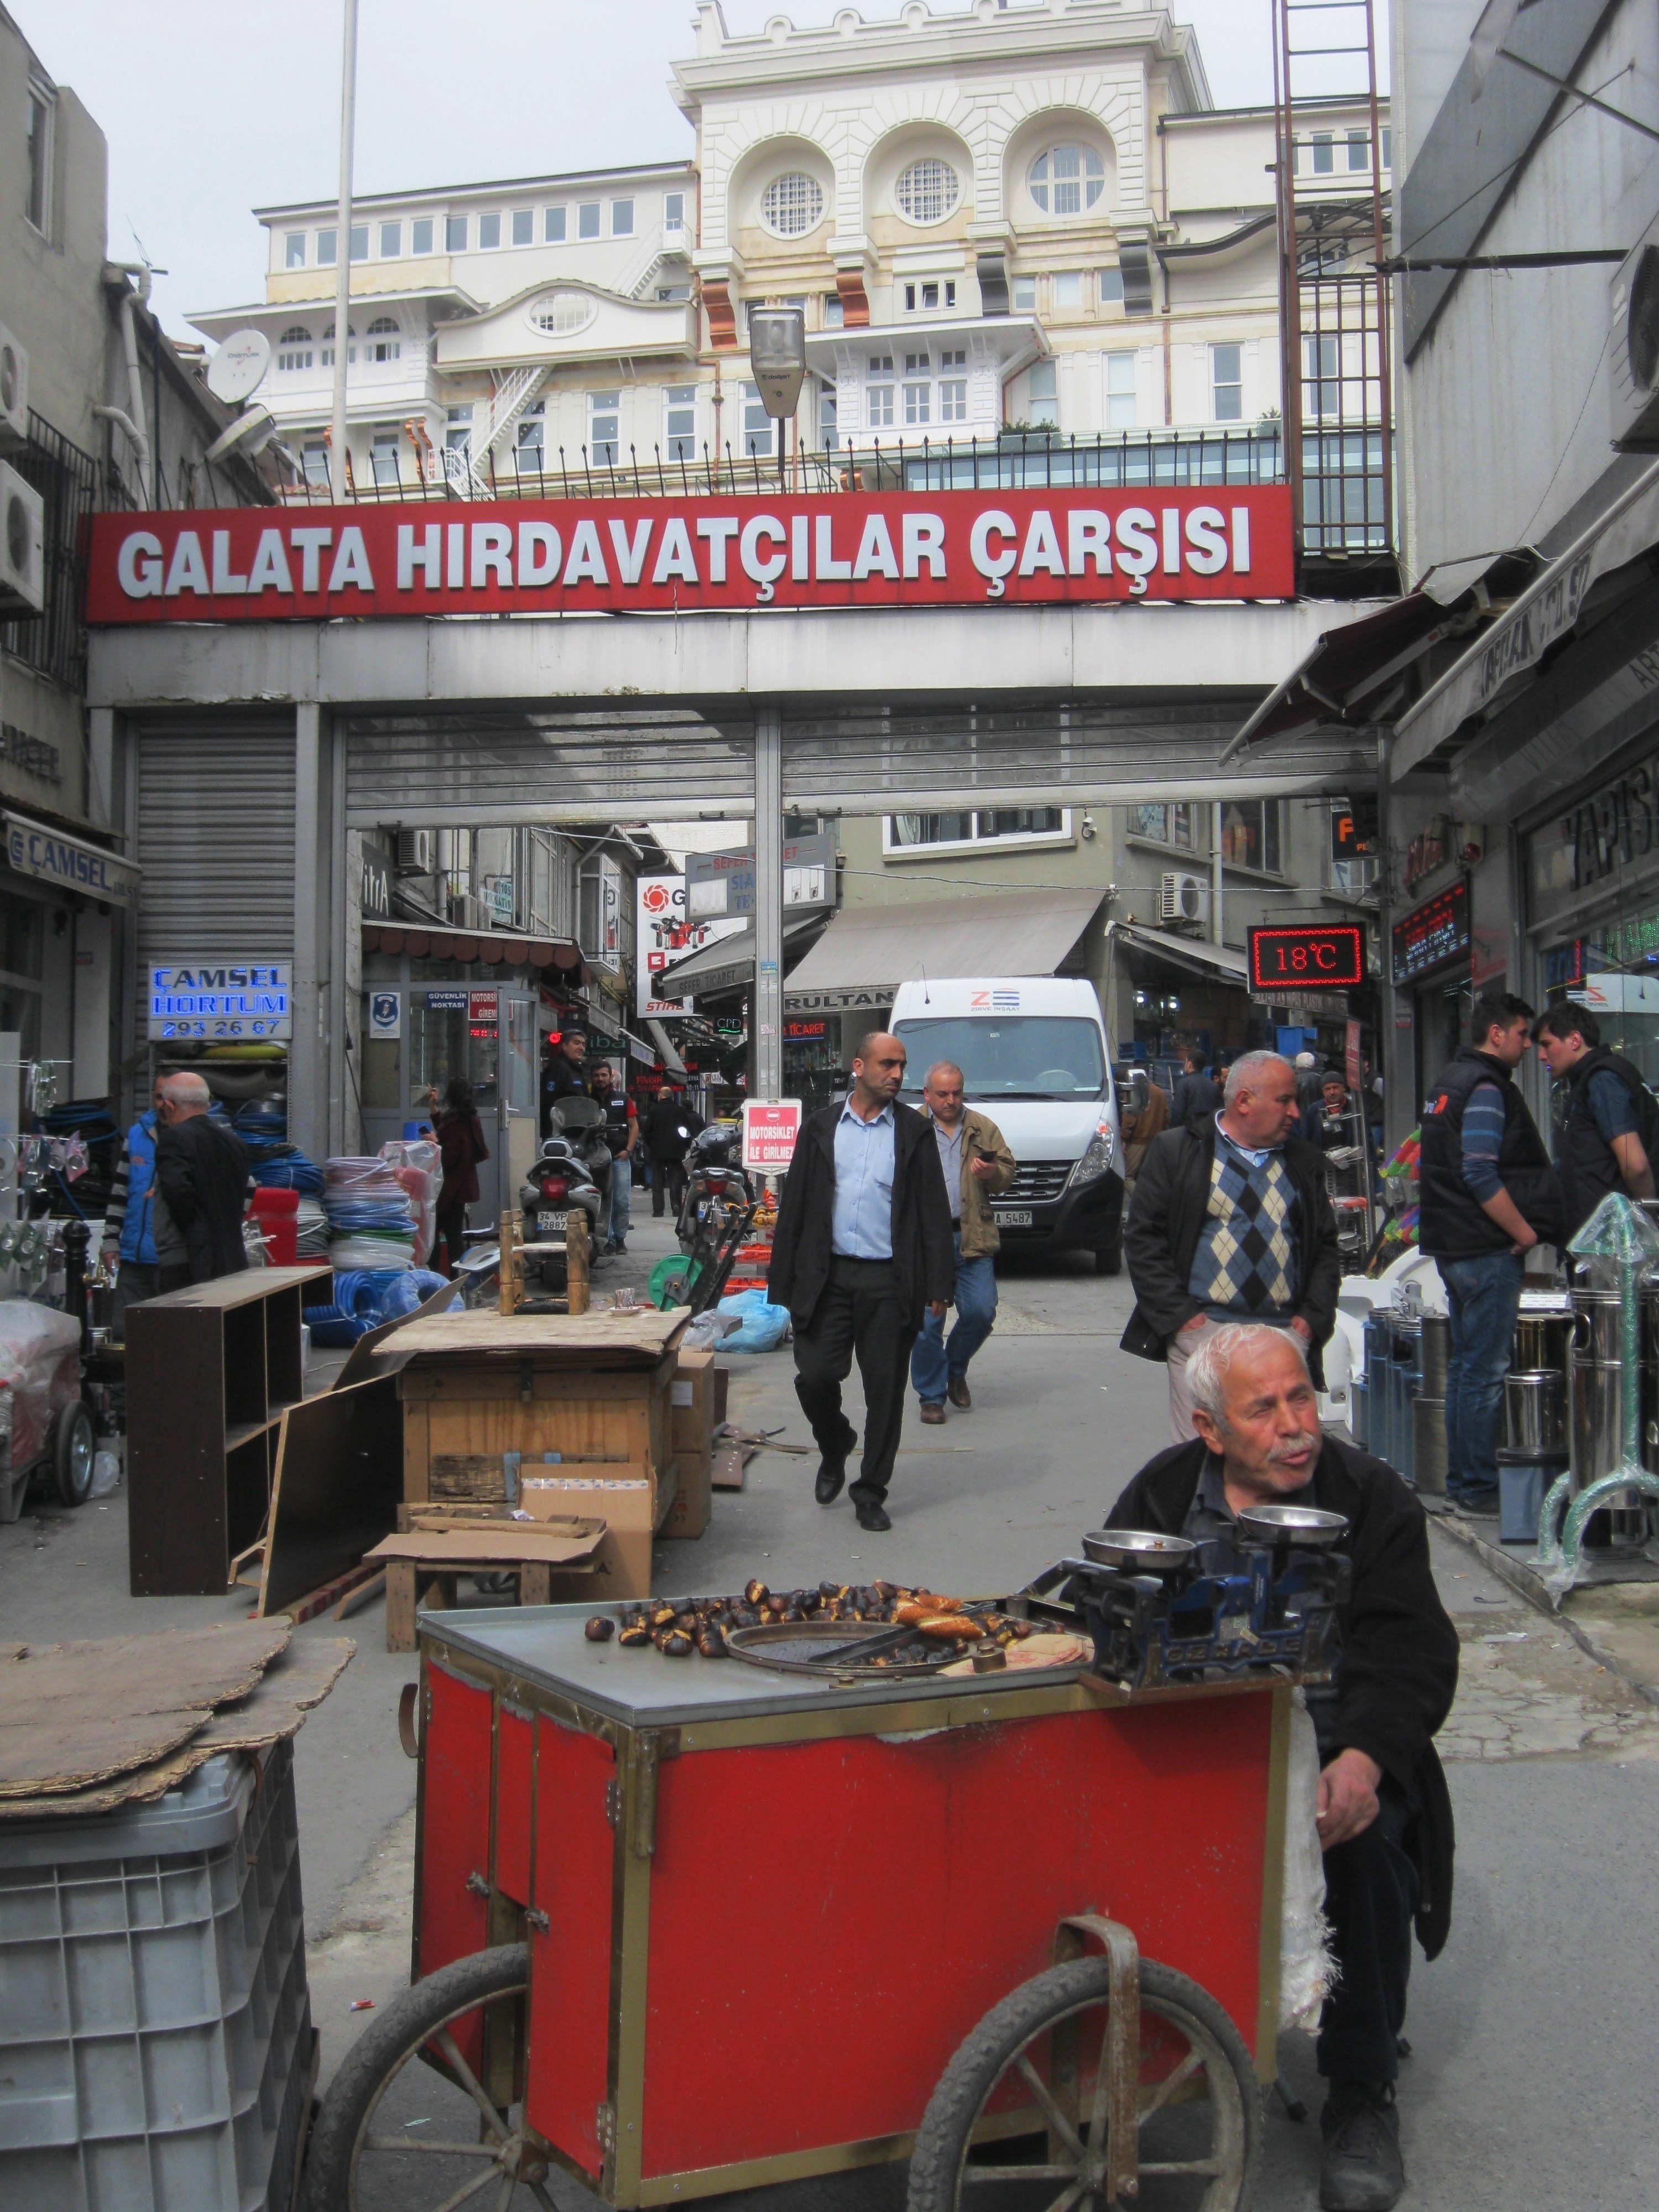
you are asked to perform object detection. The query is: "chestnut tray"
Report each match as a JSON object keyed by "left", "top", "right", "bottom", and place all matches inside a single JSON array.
[{"left": 724, "top": 1619, "right": 962, "bottom": 1683}]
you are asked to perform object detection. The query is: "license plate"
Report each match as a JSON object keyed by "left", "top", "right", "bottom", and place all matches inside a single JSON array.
[
  {"left": 994, "top": 1209, "right": 1034, "bottom": 1227},
  {"left": 537, "top": 1210, "right": 568, "bottom": 1233}
]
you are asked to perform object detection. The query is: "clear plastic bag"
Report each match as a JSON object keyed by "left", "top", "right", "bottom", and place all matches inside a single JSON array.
[
  {"left": 380, "top": 1140, "right": 440, "bottom": 1270},
  {"left": 0, "top": 1300, "right": 83, "bottom": 1469}
]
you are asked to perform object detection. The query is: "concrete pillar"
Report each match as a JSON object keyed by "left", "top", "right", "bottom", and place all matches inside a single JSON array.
[
  {"left": 754, "top": 704, "right": 783, "bottom": 1101},
  {"left": 291, "top": 703, "right": 327, "bottom": 1166}
]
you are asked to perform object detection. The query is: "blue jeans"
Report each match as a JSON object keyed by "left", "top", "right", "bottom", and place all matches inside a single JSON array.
[
  {"left": 604, "top": 1157, "right": 632, "bottom": 1247},
  {"left": 911, "top": 1239, "right": 998, "bottom": 1405},
  {"left": 1441, "top": 1249, "right": 1523, "bottom": 1495}
]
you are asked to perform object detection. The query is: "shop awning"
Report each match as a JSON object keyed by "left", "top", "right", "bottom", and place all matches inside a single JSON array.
[
  {"left": 1108, "top": 920, "right": 1249, "bottom": 984},
  {"left": 1219, "top": 552, "right": 1536, "bottom": 766},
  {"left": 1393, "top": 456, "right": 1659, "bottom": 780},
  {"left": 362, "top": 921, "right": 585, "bottom": 978},
  {"left": 656, "top": 914, "right": 823, "bottom": 999},
  {"left": 780, "top": 887, "right": 1106, "bottom": 1011}
]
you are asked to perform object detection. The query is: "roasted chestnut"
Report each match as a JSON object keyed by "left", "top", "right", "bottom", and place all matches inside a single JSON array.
[
  {"left": 744, "top": 1579, "right": 769, "bottom": 1606},
  {"left": 696, "top": 1628, "right": 728, "bottom": 1658},
  {"left": 584, "top": 1615, "right": 615, "bottom": 1643},
  {"left": 661, "top": 1630, "right": 693, "bottom": 1657},
  {"left": 618, "top": 1623, "right": 650, "bottom": 1647}
]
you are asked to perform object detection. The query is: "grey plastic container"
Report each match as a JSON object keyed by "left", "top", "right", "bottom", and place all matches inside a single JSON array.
[{"left": 0, "top": 1738, "right": 313, "bottom": 2212}]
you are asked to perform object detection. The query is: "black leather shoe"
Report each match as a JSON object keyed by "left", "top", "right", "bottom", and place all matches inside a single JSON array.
[
  {"left": 1319, "top": 2081, "right": 1404, "bottom": 2211},
  {"left": 854, "top": 1500, "right": 891, "bottom": 1532},
  {"left": 815, "top": 1458, "right": 846, "bottom": 1505}
]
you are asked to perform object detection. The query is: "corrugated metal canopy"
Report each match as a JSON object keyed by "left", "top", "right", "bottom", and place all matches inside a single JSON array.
[
  {"left": 1108, "top": 920, "right": 1249, "bottom": 982},
  {"left": 656, "top": 914, "right": 822, "bottom": 998},
  {"left": 781, "top": 887, "right": 1105, "bottom": 1009}
]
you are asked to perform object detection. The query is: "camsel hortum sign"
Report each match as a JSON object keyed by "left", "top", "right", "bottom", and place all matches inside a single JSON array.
[{"left": 86, "top": 487, "right": 1294, "bottom": 623}]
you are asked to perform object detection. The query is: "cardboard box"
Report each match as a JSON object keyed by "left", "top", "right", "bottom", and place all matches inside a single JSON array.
[
  {"left": 399, "top": 1352, "right": 676, "bottom": 1503},
  {"left": 519, "top": 1464, "right": 674, "bottom": 1599},
  {"left": 663, "top": 1351, "right": 719, "bottom": 1540}
]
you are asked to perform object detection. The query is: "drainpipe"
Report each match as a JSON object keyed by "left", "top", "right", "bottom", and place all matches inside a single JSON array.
[{"left": 97, "top": 263, "right": 153, "bottom": 504}]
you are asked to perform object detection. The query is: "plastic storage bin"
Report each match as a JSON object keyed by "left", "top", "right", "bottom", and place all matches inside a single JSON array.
[{"left": 0, "top": 1739, "right": 313, "bottom": 2212}]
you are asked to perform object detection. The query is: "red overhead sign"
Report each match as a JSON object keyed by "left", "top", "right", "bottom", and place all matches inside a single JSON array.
[
  {"left": 85, "top": 486, "right": 1295, "bottom": 624},
  {"left": 742, "top": 1099, "right": 803, "bottom": 1173},
  {"left": 1247, "top": 924, "right": 1366, "bottom": 994}
]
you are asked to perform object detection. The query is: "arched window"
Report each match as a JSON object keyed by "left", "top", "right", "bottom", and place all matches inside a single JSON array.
[
  {"left": 320, "top": 321, "right": 356, "bottom": 367},
  {"left": 760, "top": 172, "right": 824, "bottom": 238},
  {"left": 366, "top": 316, "right": 400, "bottom": 362},
  {"left": 1029, "top": 144, "right": 1105, "bottom": 216},
  {"left": 896, "top": 158, "right": 959, "bottom": 225},
  {"left": 276, "top": 325, "right": 312, "bottom": 371}
]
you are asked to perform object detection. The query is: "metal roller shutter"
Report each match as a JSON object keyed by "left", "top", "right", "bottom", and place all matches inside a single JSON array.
[
  {"left": 344, "top": 708, "right": 756, "bottom": 826},
  {"left": 133, "top": 714, "right": 297, "bottom": 1039}
]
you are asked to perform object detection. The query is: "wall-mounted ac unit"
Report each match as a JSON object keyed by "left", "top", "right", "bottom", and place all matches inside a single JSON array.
[
  {"left": 1159, "top": 870, "right": 1211, "bottom": 928},
  {"left": 1609, "top": 218, "right": 1659, "bottom": 449},
  {"left": 0, "top": 324, "right": 27, "bottom": 450},
  {"left": 0, "top": 460, "right": 44, "bottom": 614},
  {"left": 395, "top": 828, "right": 436, "bottom": 873}
]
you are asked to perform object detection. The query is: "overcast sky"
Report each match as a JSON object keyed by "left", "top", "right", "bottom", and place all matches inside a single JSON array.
[{"left": 25, "top": 0, "right": 1388, "bottom": 341}]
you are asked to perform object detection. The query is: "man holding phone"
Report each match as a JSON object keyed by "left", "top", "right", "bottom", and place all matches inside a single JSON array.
[{"left": 910, "top": 1060, "right": 1016, "bottom": 1423}]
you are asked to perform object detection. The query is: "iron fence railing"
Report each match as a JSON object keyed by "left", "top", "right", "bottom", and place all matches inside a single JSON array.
[{"left": 1, "top": 412, "right": 110, "bottom": 692}]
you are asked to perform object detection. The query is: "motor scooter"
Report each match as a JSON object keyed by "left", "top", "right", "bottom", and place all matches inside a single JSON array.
[{"left": 517, "top": 1101, "right": 606, "bottom": 1293}]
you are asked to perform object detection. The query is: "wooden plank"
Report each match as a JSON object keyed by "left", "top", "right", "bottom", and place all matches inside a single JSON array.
[
  {"left": 499, "top": 1208, "right": 525, "bottom": 1317},
  {"left": 364, "top": 1525, "right": 607, "bottom": 1567},
  {"left": 255, "top": 1375, "right": 404, "bottom": 1619},
  {"left": 566, "top": 1209, "right": 589, "bottom": 1317},
  {"left": 519, "top": 1563, "right": 551, "bottom": 1607},
  {"left": 390, "top": 1306, "right": 688, "bottom": 1361},
  {"left": 403, "top": 1398, "right": 430, "bottom": 1504},
  {"left": 274, "top": 1560, "right": 383, "bottom": 1625},
  {"left": 139, "top": 1265, "right": 333, "bottom": 1313},
  {"left": 335, "top": 1569, "right": 386, "bottom": 1621},
  {"left": 385, "top": 1560, "right": 418, "bottom": 1653}
]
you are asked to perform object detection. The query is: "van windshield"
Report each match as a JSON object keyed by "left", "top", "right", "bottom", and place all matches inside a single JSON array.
[{"left": 894, "top": 1017, "right": 1106, "bottom": 1101}]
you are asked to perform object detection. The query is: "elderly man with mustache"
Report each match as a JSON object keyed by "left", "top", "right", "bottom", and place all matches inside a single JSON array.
[{"left": 1105, "top": 1323, "right": 1459, "bottom": 2212}]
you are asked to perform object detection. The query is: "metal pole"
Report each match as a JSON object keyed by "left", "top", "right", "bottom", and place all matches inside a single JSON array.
[
  {"left": 1211, "top": 801, "right": 1225, "bottom": 950},
  {"left": 330, "top": 0, "right": 359, "bottom": 503},
  {"left": 1375, "top": 725, "right": 1402, "bottom": 1160},
  {"left": 754, "top": 707, "right": 784, "bottom": 1102}
]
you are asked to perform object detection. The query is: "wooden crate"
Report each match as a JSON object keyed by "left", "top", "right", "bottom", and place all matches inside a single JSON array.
[
  {"left": 126, "top": 1265, "right": 332, "bottom": 1595},
  {"left": 399, "top": 1359, "right": 677, "bottom": 1501}
]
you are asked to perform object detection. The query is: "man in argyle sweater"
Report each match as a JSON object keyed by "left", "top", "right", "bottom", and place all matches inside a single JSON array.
[{"left": 1122, "top": 1048, "right": 1342, "bottom": 1442}]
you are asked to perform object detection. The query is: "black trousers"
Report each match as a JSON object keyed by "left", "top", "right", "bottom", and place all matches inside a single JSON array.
[
  {"left": 650, "top": 1159, "right": 687, "bottom": 1217},
  {"left": 1317, "top": 1783, "right": 1418, "bottom": 2086},
  {"left": 792, "top": 1256, "right": 916, "bottom": 1505}
]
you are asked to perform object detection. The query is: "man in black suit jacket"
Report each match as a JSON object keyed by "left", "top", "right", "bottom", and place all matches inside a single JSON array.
[{"left": 768, "top": 1033, "right": 954, "bottom": 1531}]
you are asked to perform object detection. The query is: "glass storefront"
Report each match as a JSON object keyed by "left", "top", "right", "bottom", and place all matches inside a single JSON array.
[{"left": 1526, "top": 752, "right": 1659, "bottom": 1088}]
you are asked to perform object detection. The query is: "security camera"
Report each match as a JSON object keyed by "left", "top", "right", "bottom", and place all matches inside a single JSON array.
[{"left": 1081, "top": 812, "right": 1097, "bottom": 841}]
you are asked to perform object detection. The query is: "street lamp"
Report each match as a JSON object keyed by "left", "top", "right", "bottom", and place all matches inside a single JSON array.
[{"left": 747, "top": 307, "right": 806, "bottom": 489}]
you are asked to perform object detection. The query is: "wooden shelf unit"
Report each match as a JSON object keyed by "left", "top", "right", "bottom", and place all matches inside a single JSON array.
[{"left": 126, "top": 1266, "right": 332, "bottom": 1595}]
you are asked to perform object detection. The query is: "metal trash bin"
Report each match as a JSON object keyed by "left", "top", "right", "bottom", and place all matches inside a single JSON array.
[
  {"left": 1412, "top": 1393, "right": 1448, "bottom": 1496},
  {"left": 1505, "top": 1369, "right": 1566, "bottom": 1457},
  {"left": 1389, "top": 1317, "right": 1421, "bottom": 1484},
  {"left": 1498, "top": 1448, "right": 1567, "bottom": 1545},
  {"left": 1420, "top": 1312, "right": 1451, "bottom": 1400},
  {"left": 1570, "top": 1286, "right": 1644, "bottom": 1538},
  {"left": 0, "top": 1739, "right": 314, "bottom": 2212},
  {"left": 1364, "top": 1311, "right": 1392, "bottom": 1469}
]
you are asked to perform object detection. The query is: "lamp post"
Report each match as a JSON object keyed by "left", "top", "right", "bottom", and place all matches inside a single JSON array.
[
  {"left": 330, "top": 0, "right": 359, "bottom": 504},
  {"left": 747, "top": 307, "right": 806, "bottom": 491}
]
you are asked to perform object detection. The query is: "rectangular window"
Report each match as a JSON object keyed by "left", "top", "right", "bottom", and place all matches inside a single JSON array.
[
  {"left": 664, "top": 191, "right": 685, "bottom": 232},
  {"left": 1027, "top": 359, "right": 1058, "bottom": 430},
  {"left": 588, "top": 390, "right": 620, "bottom": 464},
  {"left": 1131, "top": 802, "right": 1194, "bottom": 849},
  {"left": 515, "top": 401, "right": 545, "bottom": 472},
  {"left": 903, "top": 380, "right": 931, "bottom": 426},
  {"left": 445, "top": 214, "right": 467, "bottom": 252},
  {"left": 302, "top": 442, "right": 330, "bottom": 486},
  {"left": 26, "top": 84, "right": 50, "bottom": 233},
  {"left": 1012, "top": 275, "right": 1037, "bottom": 313},
  {"left": 657, "top": 283, "right": 691, "bottom": 301},
  {"left": 1106, "top": 351, "right": 1136, "bottom": 429},
  {"left": 1053, "top": 270, "right": 1082, "bottom": 310},
  {"left": 1211, "top": 342, "right": 1243, "bottom": 422},
  {"left": 1347, "top": 129, "right": 1369, "bottom": 171},
  {"left": 818, "top": 385, "right": 838, "bottom": 450},
  {"left": 445, "top": 405, "right": 473, "bottom": 453},
  {"left": 1311, "top": 132, "right": 1334, "bottom": 174},
  {"left": 285, "top": 232, "right": 306, "bottom": 269},
  {"left": 1381, "top": 126, "right": 1392, "bottom": 169},
  {"left": 316, "top": 228, "right": 337, "bottom": 266},
  {"left": 1099, "top": 265, "right": 1124, "bottom": 306},
  {"left": 1303, "top": 332, "right": 1339, "bottom": 419},
  {"left": 371, "top": 429, "right": 402, "bottom": 487},
  {"left": 379, "top": 220, "right": 401, "bottom": 257},
  {"left": 349, "top": 223, "right": 369, "bottom": 260},
  {"left": 940, "top": 378, "right": 967, "bottom": 423},
  {"left": 1220, "top": 799, "right": 1282, "bottom": 874},
  {"left": 887, "top": 810, "right": 1067, "bottom": 850},
  {"left": 742, "top": 381, "right": 771, "bottom": 454},
  {"left": 578, "top": 201, "right": 601, "bottom": 239},
  {"left": 823, "top": 291, "right": 844, "bottom": 328},
  {"left": 412, "top": 216, "right": 434, "bottom": 254},
  {"left": 867, "top": 355, "right": 895, "bottom": 430},
  {"left": 511, "top": 208, "right": 534, "bottom": 246},
  {"left": 611, "top": 199, "right": 634, "bottom": 237},
  {"left": 665, "top": 384, "right": 696, "bottom": 460},
  {"left": 545, "top": 205, "right": 566, "bottom": 243},
  {"left": 478, "top": 211, "right": 501, "bottom": 249},
  {"left": 276, "top": 332, "right": 312, "bottom": 371}
]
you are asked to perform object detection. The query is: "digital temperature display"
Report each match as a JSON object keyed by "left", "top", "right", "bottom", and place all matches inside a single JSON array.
[{"left": 1247, "top": 925, "right": 1366, "bottom": 994}]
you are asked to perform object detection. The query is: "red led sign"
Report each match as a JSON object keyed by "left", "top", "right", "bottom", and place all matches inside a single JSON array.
[{"left": 1248, "top": 924, "right": 1366, "bottom": 994}]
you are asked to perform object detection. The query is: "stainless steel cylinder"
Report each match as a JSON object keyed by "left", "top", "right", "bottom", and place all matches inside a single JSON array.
[
  {"left": 1419, "top": 1312, "right": 1451, "bottom": 1399},
  {"left": 1505, "top": 1370, "right": 1566, "bottom": 1457},
  {"left": 1412, "top": 1395, "right": 1447, "bottom": 1498},
  {"left": 1513, "top": 1302, "right": 1571, "bottom": 1378},
  {"left": 1569, "top": 1356, "right": 1641, "bottom": 1513},
  {"left": 1570, "top": 1288, "right": 1625, "bottom": 1368}
]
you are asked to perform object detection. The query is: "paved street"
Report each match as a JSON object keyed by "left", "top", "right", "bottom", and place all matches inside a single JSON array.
[{"left": 6, "top": 1215, "right": 1658, "bottom": 2209}]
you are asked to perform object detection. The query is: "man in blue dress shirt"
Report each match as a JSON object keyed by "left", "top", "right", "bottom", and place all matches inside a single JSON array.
[{"left": 768, "top": 1034, "right": 956, "bottom": 1530}]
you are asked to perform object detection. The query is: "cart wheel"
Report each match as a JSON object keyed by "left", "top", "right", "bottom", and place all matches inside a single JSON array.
[
  {"left": 54, "top": 1402, "right": 96, "bottom": 1508},
  {"left": 306, "top": 1944, "right": 554, "bottom": 2212},
  {"left": 907, "top": 1956, "right": 1259, "bottom": 2212}
]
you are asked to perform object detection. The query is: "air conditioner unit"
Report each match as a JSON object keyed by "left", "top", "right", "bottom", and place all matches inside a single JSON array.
[
  {"left": 1159, "top": 870, "right": 1211, "bottom": 928},
  {"left": 0, "top": 460, "right": 44, "bottom": 615},
  {"left": 0, "top": 323, "right": 27, "bottom": 450},
  {"left": 1609, "top": 219, "right": 1659, "bottom": 448},
  {"left": 395, "top": 828, "right": 436, "bottom": 873}
]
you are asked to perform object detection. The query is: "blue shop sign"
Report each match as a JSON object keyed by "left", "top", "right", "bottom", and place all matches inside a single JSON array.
[
  {"left": 4, "top": 811, "right": 140, "bottom": 907},
  {"left": 148, "top": 962, "right": 292, "bottom": 1040}
]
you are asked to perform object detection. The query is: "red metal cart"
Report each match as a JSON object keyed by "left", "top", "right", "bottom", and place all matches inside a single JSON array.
[{"left": 306, "top": 1603, "right": 1293, "bottom": 2210}]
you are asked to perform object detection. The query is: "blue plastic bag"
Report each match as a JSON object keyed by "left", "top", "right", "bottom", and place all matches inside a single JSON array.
[{"left": 715, "top": 1287, "right": 792, "bottom": 1353}]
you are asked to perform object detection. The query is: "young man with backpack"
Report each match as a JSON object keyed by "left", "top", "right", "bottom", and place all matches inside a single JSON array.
[{"left": 1533, "top": 1002, "right": 1658, "bottom": 1238}]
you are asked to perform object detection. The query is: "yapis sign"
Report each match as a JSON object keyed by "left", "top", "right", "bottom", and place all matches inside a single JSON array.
[{"left": 86, "top": 487, "right": 1294, "bottom": 624}]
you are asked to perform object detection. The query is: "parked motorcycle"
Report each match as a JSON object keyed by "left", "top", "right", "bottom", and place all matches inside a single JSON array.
[
  {"left": 517, "top": 1102, "right": 606, "bottom": 1292},
  {"left": 676, "top": 1120, "right": 754, "bottom": 1250}
]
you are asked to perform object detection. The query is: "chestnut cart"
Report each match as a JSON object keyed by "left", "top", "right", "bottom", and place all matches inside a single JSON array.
[{"left": 306, "top": 1604, "right": 1293, "bottom": 2211}]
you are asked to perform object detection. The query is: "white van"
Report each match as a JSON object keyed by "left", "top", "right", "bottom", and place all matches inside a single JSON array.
[{"left": 890, "top": 975, "right": 1125, "bottom": 1272}]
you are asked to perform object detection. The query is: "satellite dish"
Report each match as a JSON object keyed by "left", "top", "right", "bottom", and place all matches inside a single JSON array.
[
  {"left": 206, "top": 328, "right": 271, "bottom": 404},
  {"left": 204, "top": 404, "right": 275, "bottom": 465}
]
